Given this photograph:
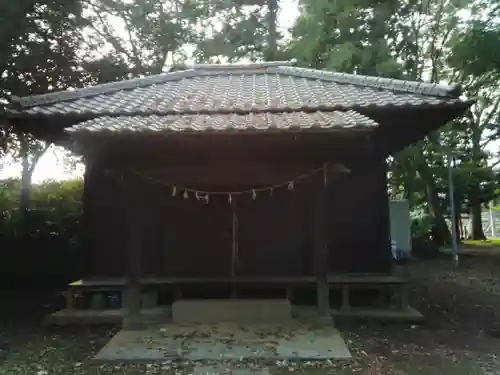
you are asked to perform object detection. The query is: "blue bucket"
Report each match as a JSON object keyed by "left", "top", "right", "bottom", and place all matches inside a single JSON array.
[{"left": 108, "top": 293, "right": 121, "bottom": 309}]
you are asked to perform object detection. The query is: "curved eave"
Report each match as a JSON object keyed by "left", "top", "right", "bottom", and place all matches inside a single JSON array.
[
  {"left": 3, "top": 98, "right": 472, "bottom": 121},
  {"left": 1, "top": 98, "right": 474, "bottom": 152}
]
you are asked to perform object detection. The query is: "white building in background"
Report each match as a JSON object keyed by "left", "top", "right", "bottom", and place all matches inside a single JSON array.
[
  {"left": 389, "top": 199, "right": 412, "bottom": 258},
  {"left": 463, "top": 206, "right": 500, "bottom": 238}
]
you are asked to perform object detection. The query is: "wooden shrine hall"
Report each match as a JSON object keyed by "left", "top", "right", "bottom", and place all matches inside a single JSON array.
[{"left": 5, "top": 60, "right": 472, "bottom": 326}]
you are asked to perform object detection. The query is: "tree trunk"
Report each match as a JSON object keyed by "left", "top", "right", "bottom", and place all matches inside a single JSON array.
[
  {"left": 468, "top": 118, "right": 486, "bottom": 240},
  {"left": 20, "top": 137, "right": 31, "bottom": 216},
  {"left": 19, "top": 135, "right": 50, "bottom": 217},
  {"left": 452, "top": 179, "right": 462, "bottom": 243},
  {"left": 454, "top": 211, "right": 462, "bottom": 243},
  {"left": 458, "top": 215, "right": 464, "bottom": 240},
  {"left": 469, "top": 187, "right": 486, "bottom": 240},
  {"left": 264, "top": 0, "right": 278, "bottom": 61},
  {"left": 415, "top": 155, "right": 451, "bottom": 245}
]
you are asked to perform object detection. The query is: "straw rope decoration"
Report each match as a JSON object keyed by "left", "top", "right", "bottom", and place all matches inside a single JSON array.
[
  {"left": 105, "top": 162, "right": 350, "bottom": 203},
  {"left": 105, "top": 162, "right": 350, "bottom": 279}
]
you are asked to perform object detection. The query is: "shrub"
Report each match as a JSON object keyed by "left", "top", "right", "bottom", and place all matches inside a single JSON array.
[
  {"left": 0, "top": 178, "right": 84, "bottom": 286},
  {"left": 410, "top": 210, "right": 433, "bottom": 240}
]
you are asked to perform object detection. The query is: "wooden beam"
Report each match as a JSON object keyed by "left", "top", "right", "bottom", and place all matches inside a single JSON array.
[
  {"left": 312, "top": 173, "right": 330, "bottom": 319},
  {"left": 370, "top": 105, "right": 471, "bottom": 158},
  {"left": 122, "top": 172, "right": 143, "bottom": 330},
  {"left": 94, "top": 162, "right": 352, "bottom": 188},
  {"left": 116, "top": 163, "right": 324, "bottom": 186},
  {"left": 78, "top": 131, "right": 371, "bottom": 166}
]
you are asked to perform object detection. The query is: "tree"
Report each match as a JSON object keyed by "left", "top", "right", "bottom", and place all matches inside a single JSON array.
[
  {"left": 289, "top": 0, "right": 500, "bottom": 243},
  {"left": 290, "top": 0, "right": 458, "bottom": 243},
  {"left": 289, "top": 0, "right": 402, "bottom": 75},
  {"left": 0, "top": 0, "right": 86, "bottom": 215},
  {"left": 80, "top": 0, "right": 208, "bottom": 74},
  {"left": 447, "top": 7, "right": 500, "bottom": 239},
  {"left": 180, "top": 0, "right": 284, "bottom": 63}
]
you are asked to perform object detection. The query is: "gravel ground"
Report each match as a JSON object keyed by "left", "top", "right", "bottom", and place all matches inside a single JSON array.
[{"left": 1, "top": 250, "right": 500, "bottom": 374}]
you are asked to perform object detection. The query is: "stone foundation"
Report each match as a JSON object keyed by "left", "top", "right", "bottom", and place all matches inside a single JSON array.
[{"left": 172, "top": 299, "right": 292, "bottom": 324}]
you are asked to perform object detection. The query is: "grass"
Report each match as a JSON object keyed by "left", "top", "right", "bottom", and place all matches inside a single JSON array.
[
  {"left": 463, "top": 238, "right": 500, "bottom": 247},
  {"left": 458, "top": 239, "right": 500, "bottom": 256}
]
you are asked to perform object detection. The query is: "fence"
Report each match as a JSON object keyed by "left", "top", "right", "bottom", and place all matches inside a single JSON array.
[{"left": 460, "top": 207, "right": 500, "bottom": 239}]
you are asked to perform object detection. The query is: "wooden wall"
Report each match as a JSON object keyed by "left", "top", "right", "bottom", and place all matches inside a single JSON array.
[
  {"left": 327, "top": 159, "right": 392, "bottom": 273},
  {"left": 81, "top": 151, "right": 392, "bottom": 277}
]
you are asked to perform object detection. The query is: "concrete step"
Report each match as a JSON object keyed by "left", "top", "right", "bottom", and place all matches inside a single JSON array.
[
  {"left": 331, "top": 306, "right": 424, "bottom": 323},
  {"left": 172, "top": 299, "right": 292, "bottom": 324}
]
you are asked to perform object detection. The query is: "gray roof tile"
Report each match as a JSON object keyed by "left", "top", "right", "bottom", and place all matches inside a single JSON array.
[
  {"left": 10, "top": 61, "right": 463, "bottom": 117},
  {"left": 7, "top": 61, "right": 468, "bottom": 135},
  {"left": 66, "top": 110, "right": 377, "bottom": 134}
]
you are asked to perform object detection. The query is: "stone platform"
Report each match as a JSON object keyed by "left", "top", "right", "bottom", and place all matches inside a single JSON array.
[
  {"left": 94, "top": 322, "right": 351, "bottom": 363},
  {"left": 172, "top": 299, "right": 293, "bottom": 324},
  {"left": 44, "top": 305, "right": 424, "bottom": 326},
  {"left": 331, "top": 306, "right": 424, "bottom": 322},
  {"left": 43, "top": 307, "right": 169, "bottom": 326}
]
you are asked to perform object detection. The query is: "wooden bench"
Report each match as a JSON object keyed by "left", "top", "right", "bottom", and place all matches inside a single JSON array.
[
  {"left": 63, "top": 276, "right": 301, "bottom": 309},
  {"left": 326, "top": 274, "right": 409, "bottom": 311},
  {"left": 63, "top": 274, "right": 409, "bottom": 311},
  {"left": 64, "top": 278, "right": 162, "bottom": 310}
]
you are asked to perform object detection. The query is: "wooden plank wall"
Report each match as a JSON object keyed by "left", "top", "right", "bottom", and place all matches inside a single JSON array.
[{"left": 81, "top": 148, "right": 391, "bottom": 277}]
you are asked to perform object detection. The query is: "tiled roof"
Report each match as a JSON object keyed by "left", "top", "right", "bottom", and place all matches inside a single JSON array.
[
  {"left": 66, "top": 110, "right": 378, "bottom": 134},
  {"left": 7, "top": 60, "right": 467, "bottom": 135},
  {"left": 9, "top": 60, "right": 463, "bottom": 117}
]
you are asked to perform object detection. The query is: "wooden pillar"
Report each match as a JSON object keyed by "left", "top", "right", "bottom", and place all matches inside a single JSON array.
[
  {"left": 400, "top": 284, "right": 410, "bottom": 310},
  {"left": 81, "top": 155, "right": 95, "bottom": 277},
  {"left": 312, "top": 175, "right": 330, "bottom": 319},
  {"left": 64, "top": 290, "right": 75, "bottom": 310},
  {"left": 341, "top": 285, "right": 350, "bottom": 311},
  {"left": 122, "top": 172, "right": 143, "bottom": 330},
  {"left": 378, "top": 159, "right": 393, "bottom": 274}
]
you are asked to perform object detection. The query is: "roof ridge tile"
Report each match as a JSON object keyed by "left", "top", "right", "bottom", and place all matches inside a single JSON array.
[
  {"left": 271, "top": 66, "right": 462, "bottom": 98},
  {"left": 11, "top": 69, "right": 197, "bottom": 107},
  {"left": 192, "top": 60, "right": 297, "bottom": 71},
  {"left": 11, "top": 61, "right": 299, "bottom": 108}
]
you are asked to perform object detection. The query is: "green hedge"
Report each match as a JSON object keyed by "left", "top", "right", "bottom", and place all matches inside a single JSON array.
[{"left": 0, "top": 178, "right": 84, "bottom": 286}]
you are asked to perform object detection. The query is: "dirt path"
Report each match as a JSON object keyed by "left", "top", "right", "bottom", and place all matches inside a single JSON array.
[{"left": 339, "top": 253, "right": 500, "bottom": 374}]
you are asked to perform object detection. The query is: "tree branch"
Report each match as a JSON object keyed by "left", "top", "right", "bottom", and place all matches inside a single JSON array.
[
  {"left": 480, "top": 96, "right": 500, "bottom": 129},
  {"left": 83, "top": 1, "right": 135, "bottom": 65},
  {"left": 27, "top": 142, "right": 50, "bottom": 175},
  {"left": 122, "top": 10, "right": 144, "bottom": 74},
  {"left": 489, "top": 158, "right": 500, "bottom": 169}
]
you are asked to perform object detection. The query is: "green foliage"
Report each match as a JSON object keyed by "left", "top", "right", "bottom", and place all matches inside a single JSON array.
[
  {"left": 82, "top": 0, "right": 285, "bottom": 66},
  {"left": 82, "top": 0, "right": 211, "bottom": 73},
  {"left": 411, "top": 212, "right": 434, "bottom": 240},
  {"left": 449, "top": 23, "right": 500, "bottom": 79},
  {"left": 0, "top": 0, "right": 84, "bottom": 99},
  {"left": 289, "top": 0, "right": 404, "bottom": 76},
  {"left": 0, "top": 177, "right": 83, "bottom": 238},
  {"left": 0, "top": 0, "right": 84, "bottom": 159},
  {"left": 289, "top": 0, "right": 500, "bottom": 240},
  {"left": 0, "top": 178, "right": 84, "bottom": 284}
]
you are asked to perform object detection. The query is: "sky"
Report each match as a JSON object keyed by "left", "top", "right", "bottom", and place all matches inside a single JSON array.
[{"left": 0, "top": 0, "right": 300, "bottom": 183}]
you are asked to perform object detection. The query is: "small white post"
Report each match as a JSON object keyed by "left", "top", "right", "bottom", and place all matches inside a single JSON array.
[
  {"left": 490, "top": 204, "right": 496, "bottom": 238},
  {"left": 448, "top": 152, "right": 458, "bottom": 267}
]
